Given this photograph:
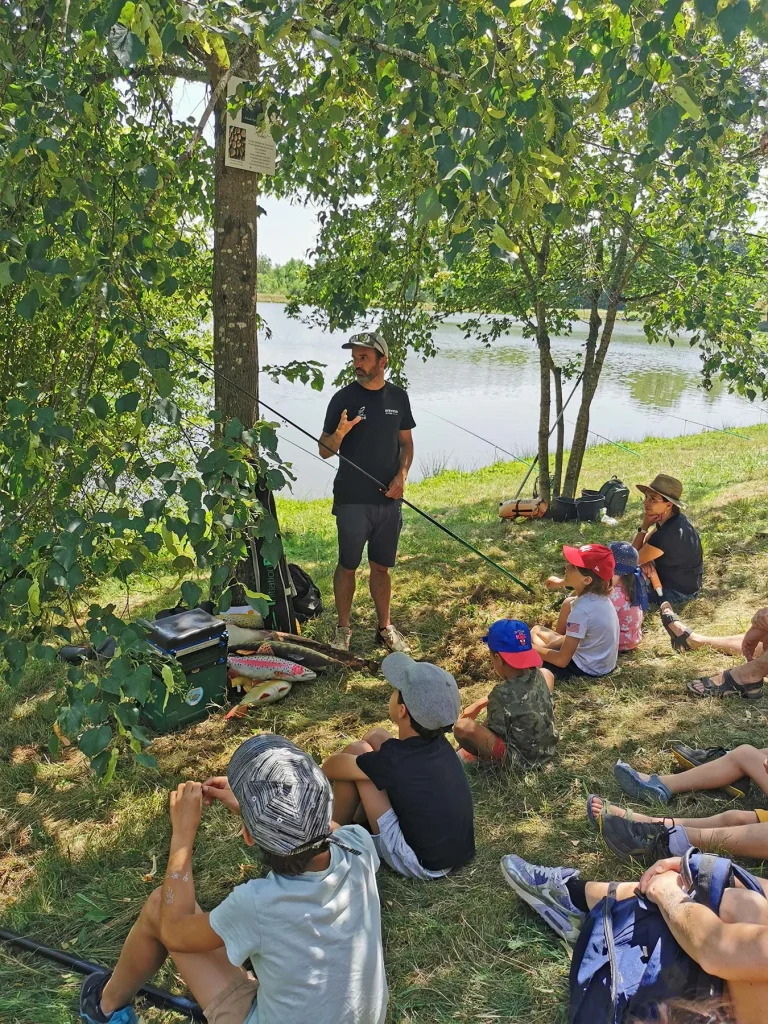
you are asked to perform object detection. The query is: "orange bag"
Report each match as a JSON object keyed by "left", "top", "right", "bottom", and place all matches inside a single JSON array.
[{"left": 499, "top": 498, "right": 549, "bottom": 520}]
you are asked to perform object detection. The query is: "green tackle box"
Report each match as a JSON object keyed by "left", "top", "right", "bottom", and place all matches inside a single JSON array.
[{"left": 141, "top": 660, "right": 229, "bottom": 734}]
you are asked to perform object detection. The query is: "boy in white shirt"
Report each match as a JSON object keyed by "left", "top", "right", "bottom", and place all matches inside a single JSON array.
[
  {"left": 79, "top": 734, "right": 387, "bottom": 1024},
  {"left": 532, "top": 544, "right": 619, "bottom": 680}
]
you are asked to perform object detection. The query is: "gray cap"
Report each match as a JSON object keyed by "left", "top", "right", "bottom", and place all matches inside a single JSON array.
[
  {"left": 227, "top": 733, "right": 333, "bottom": 855},
  {"left": 341, "top": 330, "right": 388, "bottom": 359},
  {"left": 382, "top": 653, "right": 460, "bottom": 731}
]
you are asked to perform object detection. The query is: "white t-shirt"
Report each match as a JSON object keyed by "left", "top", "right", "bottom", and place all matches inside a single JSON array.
[
  {"left": 566, "top": 592, "right": 619, "bottom": 675},
  {"left": 209, "top": 824, "right": 388, "bottom": 1024}
]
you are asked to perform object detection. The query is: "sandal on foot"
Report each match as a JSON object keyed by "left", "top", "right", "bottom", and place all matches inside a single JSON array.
[
  {"left": 659, "top": 602, "right": 692, "bottom": 653},
  {"left": 586, "top": 795, "right": 633, "bottom": 827},
  {"left": 686, "top": 668, "right": 763, "bottom": 700},
  {"left": 614, "top": 761, "right": 672, "bottom": 804}
]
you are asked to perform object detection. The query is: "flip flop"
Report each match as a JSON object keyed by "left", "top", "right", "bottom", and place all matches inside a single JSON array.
[
  {"left": 659, "top": 602, "right": 692, "bottom": 653},
  {"left": 586, "top": 795, "right": 634, "bottom": 827},
  {"left": 686, "top": 668, "right": 763, "bottom": 701}
]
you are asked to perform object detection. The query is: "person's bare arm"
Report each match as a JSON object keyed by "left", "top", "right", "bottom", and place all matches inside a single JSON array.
[
  {"left": 461, "top": 697, "right": 489, "bottom": 720},
  {"left": 321, "top": 751, "right": 371, "bottom": 782},
  {"left": 743, "top": 608, "right": 768, "bottom": 660},
  {"left": 158, "top": 782, "right": 224, "bottom": 954},
  {"left": 533, "top": 634, "right": 580, "bottom": 668},
  {"left": 385, "top": 429, "right": 414, "bottom": 499},
  {"left": 642, "top": 860, "right": 768, "bottom": 982},
  {"left": 555, "top": 595, "right": 575, "bottom": 635},
  {"left": 319, "top": 410, "right": 361, "bottom": 459}
]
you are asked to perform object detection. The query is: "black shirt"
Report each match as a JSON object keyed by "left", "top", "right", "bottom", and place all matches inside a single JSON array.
[
  {"left": 652, "top": 511, "right": 703, "bottom": 595},
  {"left": 323, "top": 381, "right": 415, "bottom": 505},
  {"left": 356, "top": 734, "right": 475, "bottom": 871}
]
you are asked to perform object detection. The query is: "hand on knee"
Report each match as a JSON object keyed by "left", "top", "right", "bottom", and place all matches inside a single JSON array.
[{"left": 453, "top": 718, "right": 474, "bottom": 742}]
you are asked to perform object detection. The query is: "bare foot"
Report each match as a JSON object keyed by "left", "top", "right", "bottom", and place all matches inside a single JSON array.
[{"left": 590, "top": 795, "right": 654, "bottom": 824}]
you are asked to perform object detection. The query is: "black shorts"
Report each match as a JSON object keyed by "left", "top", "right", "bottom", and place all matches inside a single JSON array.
[
  {"left": 548, "top": 660, "right": 605, "bottom": 680},
  {"left": 333, "top": 502, "right": 403, "bottom": 570}
]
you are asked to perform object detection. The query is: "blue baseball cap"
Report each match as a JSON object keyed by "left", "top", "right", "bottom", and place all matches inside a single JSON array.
[
  {"left": 609, "top": 541, "right": 639, "bottom": 576},
  {"left": 482, "top": 619, "right": 543, "bottom": 669}
]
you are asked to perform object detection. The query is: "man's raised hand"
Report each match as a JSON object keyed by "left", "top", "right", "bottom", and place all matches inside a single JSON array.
[{"left": 336, "top": 409, "right": 362, "bottom": 437}]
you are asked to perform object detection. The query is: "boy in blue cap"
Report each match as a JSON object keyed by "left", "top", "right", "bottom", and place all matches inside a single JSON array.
[{"left": 454, "top": 620, "right": 558, "bottom": 766}]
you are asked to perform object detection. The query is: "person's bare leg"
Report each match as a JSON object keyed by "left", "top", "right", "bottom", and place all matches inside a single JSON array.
[
  {"left": 355, "top": 779, "right": 393, "bottom": 834},
  {"left": 453, "top": 718, "right": 503, "bottom": 759},
  {"left": 362, "top": 727, "right": 394, "bottom": 751},
  {"left": 631, "top": 745, "right": 768, "bottom": 797},
  {"left": 665, "top": 613, "right": 747, "bottom": 654},
  {"left": 682, "top": 822, "right": 768, "bottom": 859},
  {"left": 102, "top": 892, "right": 244, "bottom": 1016},
  {"left": 334, "top": 565, "right": 356, "bottom": 628},
  {"left": 330, "top": 740, "right": 372, "bottom": 825},
  {"left": 591, "top": 797, "right": 759, "bottom": 830},
  {"left": 719, "top": 888, "right": 768, "bottom": 1024},
  {"left": 540, "top": 667, "right": 555, "bottom": 694},
  {"left": 584, "top": 881, "right": 639, "bottom": 909},
  {"left": 690, "top": 647, "right": 768, "bottom": 690},
  {"left": 531, "top": 625, "right": 562, "bottom": 646},
  {"left": 368, "top": 561, "right": 392, "bottom": 629}
]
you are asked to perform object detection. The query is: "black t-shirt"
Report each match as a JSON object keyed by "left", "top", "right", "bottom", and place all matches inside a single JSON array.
[
  {"left": 652, "top": 511, "right": 703, "bottom": 595},
  {"left": 356, "top": 734, "right": 475, "bottom": 871},
  {"left": 322, "top": 381, "right": 415, "bottom": 505}
]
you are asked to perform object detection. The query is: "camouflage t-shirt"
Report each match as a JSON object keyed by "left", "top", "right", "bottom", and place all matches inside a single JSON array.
[{"left": 484, "top": 668, "right": 559, "bottom": 765}]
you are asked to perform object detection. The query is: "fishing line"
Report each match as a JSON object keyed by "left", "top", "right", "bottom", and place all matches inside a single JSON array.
[
  {"left": 200, "top": 359, "right": 533, "bottom": 593},
  {"left": 564, "top": 420, "right": 641, "bottom": 457},
  {"left": 513, "top": 373, "right": 584, "bottom": 500},
  {"left": 662, "top": 412, "right": 754, "bottom": 441},
  {"left": 420, "top": 409, "right": 532, "bottom": 466}
]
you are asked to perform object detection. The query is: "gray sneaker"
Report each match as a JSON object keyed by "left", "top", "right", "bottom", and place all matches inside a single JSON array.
[
  {"left": 331, "top": 626, "right": 352, "bottom": 652},
  {"left": 500, "top": 855, "right": 585, "bottom": 943},
  {"left": 375, "top": 625, "right": 410, "bottom": 653}
]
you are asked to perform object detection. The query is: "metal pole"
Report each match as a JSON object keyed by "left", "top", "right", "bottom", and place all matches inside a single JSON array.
[{"left": 0, "top": 928, "right": 204, "bottom": 1020}]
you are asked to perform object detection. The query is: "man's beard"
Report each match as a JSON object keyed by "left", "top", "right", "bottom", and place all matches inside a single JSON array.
[{"left": 355, "top": 368, "right": 377, "bottom": 383}]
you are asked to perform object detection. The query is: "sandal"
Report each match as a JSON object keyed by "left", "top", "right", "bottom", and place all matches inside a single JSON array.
[
  {"left": 659, "top": 602, "right": 692, "bottom": 653},
  {"left": 686, "top": 668, "right": 763, "bottom": 701},
  {"left": 586, "top": 795, "right": 633, "bottom": 827}
]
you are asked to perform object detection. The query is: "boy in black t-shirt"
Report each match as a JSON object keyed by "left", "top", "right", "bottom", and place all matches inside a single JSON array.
[{"left": 322, "top": 653, "right": 475, "bottom": 880}]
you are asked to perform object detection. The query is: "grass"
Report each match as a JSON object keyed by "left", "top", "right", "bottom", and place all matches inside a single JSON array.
[{"left": 2, "top": 425, "right": 768, "bottom": 1023}]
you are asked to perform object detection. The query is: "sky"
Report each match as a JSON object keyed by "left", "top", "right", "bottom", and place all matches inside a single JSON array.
[{"left": 172, "top": 80, "right": 319, "bottom": 265}]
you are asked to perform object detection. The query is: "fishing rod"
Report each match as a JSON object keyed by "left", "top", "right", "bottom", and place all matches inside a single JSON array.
[
  {"left": 663, "top": 412, "right": 754, "bottom": 441},
  {"left": 201, "top": 360, "right": 533, "bottom": 593},
  {"left": 513, "top": 374, "right": 584, "bottom": 500},
  {"left": 0, "top": 927, "right": 204, "bottom": 1020},
  {"left": 421, "top": 409, "right": 532, "bottom": 466},
  {"left": 565, "top": 420, "right": 640, "bottom": 457}
]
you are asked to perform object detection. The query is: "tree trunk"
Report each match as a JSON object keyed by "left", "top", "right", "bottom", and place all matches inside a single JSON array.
[
  {"left": 536, "top": 315, "right": 552, "bottom": 502},
  {"left": 551, "top": 362, "right": 564, "bottom": 498}
]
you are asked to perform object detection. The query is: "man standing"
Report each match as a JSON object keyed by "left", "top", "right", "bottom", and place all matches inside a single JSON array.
[
  {"left": 632, "top": 473, "right": 703, "bottom": 606},
  {"left": 319, "top": 331, "right": 414, "bottom": 653}
]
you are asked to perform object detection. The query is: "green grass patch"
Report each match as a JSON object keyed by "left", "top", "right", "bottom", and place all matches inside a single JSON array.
[{"left": 2, "top": 426, "right": 768, "bottom": 1022}]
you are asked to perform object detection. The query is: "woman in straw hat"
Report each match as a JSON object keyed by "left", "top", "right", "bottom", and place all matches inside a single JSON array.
[{"left": 632, "top": 473, "right": 703, "bottom": 608}]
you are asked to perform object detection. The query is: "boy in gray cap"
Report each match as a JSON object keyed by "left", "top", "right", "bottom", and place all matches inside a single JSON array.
[
  {"left": 79, "top": 734, "right": 387, "bottom": 1024},
  {"left": 322, "top": 653, "right": 475, "bottom": 880}
]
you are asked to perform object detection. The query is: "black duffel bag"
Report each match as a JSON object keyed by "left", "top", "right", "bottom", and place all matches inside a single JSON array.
[{"left": 289, "top": 563, "right": 323, "bottom": 622}]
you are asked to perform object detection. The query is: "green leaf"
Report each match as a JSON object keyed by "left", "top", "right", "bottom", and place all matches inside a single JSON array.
[
  {"left": 695, "top": 0, "right": 717, "bottom": 16},
  {"left": 0, "top": 262, "right": 13, "bottom": 288},
  {"left": 79, "top": 724, "right": 112, "bottom": 757},
  {"left": 569, "top": 47, "right": 594, "bottom": 80},
  {"left": 123, "top": 664, "right": 152, "bottom": 704},
  {"left": 151, "top": 367, "right": 174, "bottom": 398},
  {"left": 244, "top": 587, "right": 272, "bottom": 618},
  {"left": 135, "top": 752, "right": 158, "bottom": 768},
  {"left": 16, "top": 289, "right": 40, "bottom": 320},
  {"left": 107, "top": 23, "right": 146, "bottom": 67},
  {"left": 717, "top": 0, "right": 751, "bottom": 42},
  {"left": 87, "top": 394, "right": 110, "bottom": 419},
  {"left": 416, "top": 188, "right": 442, "bottom": 226},
  {"left": 120, "top": 359, "right": 141, "bottom": 381},
  {"left": 672, "top": 85, "right": 702, "bottom": 119},
  {"left": 648, "top": 104, "right": 682, "bottom": 150},
  {"left": 181, "top": 580, "right": 202, "bottom": 607},
  {"left": 115, "top": 391, "right": 140, "bottom": 414},
  {"left": 137, "top": 164, "right": 158, "bottom": 190}
]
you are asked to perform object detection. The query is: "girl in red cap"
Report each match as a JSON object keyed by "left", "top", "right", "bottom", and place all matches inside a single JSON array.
[{"left": 531, "top": 544, "right": 619, "bottom": 680}]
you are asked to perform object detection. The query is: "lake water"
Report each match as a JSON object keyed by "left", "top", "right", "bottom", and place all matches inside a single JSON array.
[{"left": 258, "top": 303, "right": 766, "bottom": 499}]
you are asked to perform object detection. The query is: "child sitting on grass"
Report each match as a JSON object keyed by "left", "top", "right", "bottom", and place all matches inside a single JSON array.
[
  {"left": 79, "top": 734, "right": 387, "bottom": 1024},
  {"left": 322, "top": 652, "right": 475, "bottom": 880},
  {"left": 454, "top": 619, "right": 558, "bottom": 766},
  {"left": 608, "top": 540, "right": 648, "bottom": 652},
  {"left": 534, "top": 544, "right": 619, "bottom": 679}
]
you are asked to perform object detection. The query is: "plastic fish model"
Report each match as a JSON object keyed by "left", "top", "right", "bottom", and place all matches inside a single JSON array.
[
  {"left": 225, "top": 680, "right": 292, "bottom": 719},
  {"left": 227, "top": 654, "right": 316, "bottom": 683}
]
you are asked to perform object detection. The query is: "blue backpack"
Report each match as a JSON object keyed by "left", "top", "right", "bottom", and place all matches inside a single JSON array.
[{"left": 569, "top": 847, "right": 765, "bottom": 1023}]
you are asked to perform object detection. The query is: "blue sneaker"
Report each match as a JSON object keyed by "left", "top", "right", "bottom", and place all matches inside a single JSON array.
[
  {"left": 500, "top": 855, "right": 585, "bottom": 943},
  {"left": 80, "top": 972, "right": 138, "bottom": 1024},
  {"left": 614, "top": 760, "right": 672, "bottom": 804}
]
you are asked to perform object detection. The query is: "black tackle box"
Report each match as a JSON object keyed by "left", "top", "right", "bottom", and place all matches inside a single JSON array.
[{"left": 140, "top": 609, "right": 229, "bottom": 733}]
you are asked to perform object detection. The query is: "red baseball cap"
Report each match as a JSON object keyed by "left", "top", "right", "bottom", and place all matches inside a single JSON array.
[{"left": 562, "top": 544, "right": 615, "bottom": 581}]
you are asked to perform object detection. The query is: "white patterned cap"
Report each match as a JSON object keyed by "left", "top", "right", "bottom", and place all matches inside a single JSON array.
[{"left": 228, "top": 734, "right": 333, "bottom": 856}]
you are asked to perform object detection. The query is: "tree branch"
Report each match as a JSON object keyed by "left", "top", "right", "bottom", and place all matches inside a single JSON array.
[{"left": 346, "top": 34, "right": 465, "bottom": 83}]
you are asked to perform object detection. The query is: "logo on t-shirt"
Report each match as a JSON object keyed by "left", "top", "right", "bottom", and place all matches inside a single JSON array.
[
  {"left": 356, "top": 406, "right": 366, "bottom": 420},
  {"left": 385, "top": 408, "right": 399, "bottom": 415},
  {"left": 566, "top": 621, "right": 581, "bottom": 635}
]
